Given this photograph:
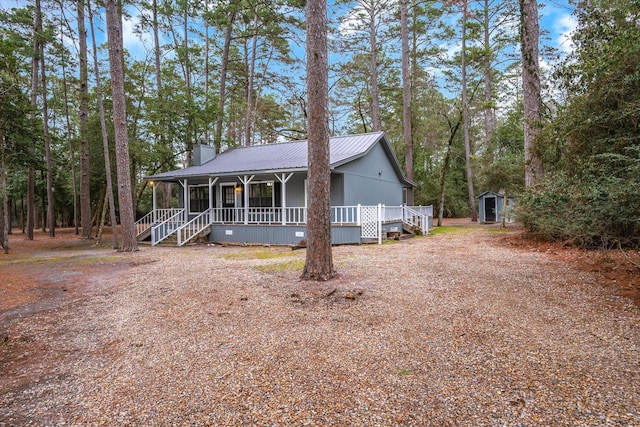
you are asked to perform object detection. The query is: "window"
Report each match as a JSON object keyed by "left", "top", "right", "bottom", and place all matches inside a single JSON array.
[
  {"left": 189, "top": 185, "right": 208, "bottom": 213},
  {"left": 223, "top": 186, "right": 236, "bottom": 206},
  {"left": 247, "top": 182, "right": 282, "bottom": 207},
  {"left": 249, "top": 182, "right": 274, "bottom": 207}
]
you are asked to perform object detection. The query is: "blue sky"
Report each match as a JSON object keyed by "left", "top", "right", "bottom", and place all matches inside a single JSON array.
[
  {"left": 0, "top": 0, "right": 577, "bottom": 56},
  {"left": 0, "top": 0, "right": 578, "bottom": 87}
]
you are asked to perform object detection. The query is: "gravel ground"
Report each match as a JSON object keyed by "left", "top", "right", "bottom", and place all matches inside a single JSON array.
[{"left": 1, "top": 227, "right": 639, "bottom": 426}]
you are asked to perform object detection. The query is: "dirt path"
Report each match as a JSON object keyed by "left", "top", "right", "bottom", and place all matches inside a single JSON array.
[{"left": 1, "top": 225, "right": 638, "bottom": 426}]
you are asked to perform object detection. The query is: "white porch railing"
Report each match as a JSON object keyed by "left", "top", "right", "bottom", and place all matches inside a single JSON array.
[
  {"left": 136, "top": 208, "right": 184, "bottom": 239},
  {"left": 177, "top": 209, "right": 213, "bottom": 246},
  {"left": 403, "top": 205, "right": 430, "bottom": 235},
  {"left": 150, "top": 209, "right": 185, "bottom": 246},
  {"left": 139, "top": 205, "right": 432, "bottom": 245}
]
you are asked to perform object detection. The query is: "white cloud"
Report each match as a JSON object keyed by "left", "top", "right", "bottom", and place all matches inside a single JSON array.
[
  {"left": 554, "top": 13, "right": 577, "bottom": 54},
  {"left": 122, "top": 6, "right": 152, "bottom": 56}
]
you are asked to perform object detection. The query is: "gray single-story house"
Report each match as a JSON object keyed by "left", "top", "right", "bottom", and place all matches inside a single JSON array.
[
  {"left": 137, "top": 132, "right": 432, "bottom": 246},
  {"left": 477, "top": 191, "right": 515, "bottom": 224}
]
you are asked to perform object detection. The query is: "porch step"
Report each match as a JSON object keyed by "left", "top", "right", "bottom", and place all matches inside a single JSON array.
[
  {"left": 155, "top": 229, "right": 211, "bottom": 246},
  {"left": 402, "top": 223, "right": 419, "bottom": 235},
  {"left": 136, "top": 227, "right": 151, "bottom": 241},
  {"left": 155, "top": 234, "right": 178, "bottom": 246}
]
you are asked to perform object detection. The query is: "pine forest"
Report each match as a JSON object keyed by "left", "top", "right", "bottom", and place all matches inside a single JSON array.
[{"left": 0, "top": 0, "right": 638, "bottom": 250}]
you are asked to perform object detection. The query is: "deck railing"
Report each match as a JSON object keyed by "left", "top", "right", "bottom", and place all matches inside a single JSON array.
[
  {"left": 141, "top": 205, "right": 432, "bottom": 245},
  {"left": 151, "top": 209, "right": 185, "bottom": 246},
  {"left": 136, "top": 208, "right": 184, "bottom": 238},
  {"left": 402, "top": 205, "right": 429, "bottom": 235},
  {"left": 177, "top": 209, "right": 214, "bottom": 246}
]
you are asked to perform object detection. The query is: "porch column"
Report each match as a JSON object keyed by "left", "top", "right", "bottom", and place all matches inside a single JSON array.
[
  {"left": 378, "top": 203, "right": 383, "bottom": 245},
  {"left": 152, "top": 182, "right": 157, "bottom": 222},
  {"left": 238, "top": 175, "right": 254, "bottom": 224},
  {"left": 208, "top": 177, "right": 218, "bottom": 211},
  {"left": 276, "top": 173, "right": 293, "bottom": 225},
  {"left": 209, "top": 177, "right": 218, "bottom": 223},
  {"left": 183, "top": 179, "right": 188, "bottom": 221}
]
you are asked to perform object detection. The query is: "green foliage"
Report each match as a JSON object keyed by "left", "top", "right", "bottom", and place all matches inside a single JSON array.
[
  {"left": 477, "top": 106, "right": 525, "bottom": 195},
  {"left": 519, "top": 0, "right": 640, "bottom": 247},
  {"left": 518, "top": 160, "right": 640, "bottom": 247}
]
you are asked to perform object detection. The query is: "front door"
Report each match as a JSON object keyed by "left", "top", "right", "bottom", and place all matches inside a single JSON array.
[
  {"left": 484, "top": 196, "right": 496, "bottom": 222},
  {"left": 222, "top": 184, "right": 239, "bottom": 222}
]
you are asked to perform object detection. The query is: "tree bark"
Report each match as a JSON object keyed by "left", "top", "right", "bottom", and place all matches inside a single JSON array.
[
  {"left": 520, "top": 0, "right": 544, "bottom": 186},
  {"left": 483, "top": 0, "right": 496, "bottom": 149},
  {"left": 106, "top": 0, "right": 138, "bottom": 251},
  {"left": 301, "top": 0, "right": 335, "bottom": 281},
  {"left": 89, "top": 0, "right": 118, "bottom": 248},
  {"left": 214, "top": 12, "right": 236, "bottom": 152},
  {"left": 78, "top": 0, "right": 92, "bottom": 239},
  {"left": 40, "top": 39, "right": 55, "bottom": 237},
  {"left": 1, "top": 125, "right": 9, "bottom": 253},
  {"left": 27, "top": 0, "right": 42, "bottom": 241},
  {"left": 400, "top": 0, "right": 414, "bottom": 204},
  {"left": 244, "top": 13, "right": 259, "bottom": 146},
  {"left": 461, "top": 1, "right": 478, "bottom": 222},
  {"left": 59, "top": 12, "right": 79, "bottom": 235},
  {"left": 366, "top": 0, "right": 382, "bottom": 131},
  {"left": 438, "top": 115, "right": 461, "bottom": 227}
]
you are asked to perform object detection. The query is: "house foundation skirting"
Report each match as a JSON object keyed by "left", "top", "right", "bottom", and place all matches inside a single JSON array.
[{"left": 209, "top": 224, "right": 362, "bottom": 246}]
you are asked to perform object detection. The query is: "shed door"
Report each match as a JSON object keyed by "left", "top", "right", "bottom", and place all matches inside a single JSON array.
[{"left": 484, "top": 196, "right": 496, "bottom": 222}]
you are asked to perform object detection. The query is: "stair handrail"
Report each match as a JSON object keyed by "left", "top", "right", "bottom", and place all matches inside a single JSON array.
[
  {"left": 177, "top": 208, "right": 213, "bottom": 246},
  {"left": 402, "top": 205, "right": 429, "bottom": 235},
  {"left": 151, "top": 209, "right": 185, "bottom": 246},
  {"left": 135, "top": 211, "right": 155, "bottom": 238},
  {"left": 136, "top": 208, "right": 184, "bottom": 239}
]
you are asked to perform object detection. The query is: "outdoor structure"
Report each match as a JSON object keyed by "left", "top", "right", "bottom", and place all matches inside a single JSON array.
[
  {"left": 137, "top": 132, "right": 432, "bottom": 246},
  {"left": 477, "top": 191, "right": 515, "bottom": 224}
]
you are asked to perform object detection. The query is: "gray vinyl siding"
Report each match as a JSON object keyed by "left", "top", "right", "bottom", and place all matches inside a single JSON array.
[
  {"left": 209, "top": 224, "right": 361, "bottom": 245},
  {"left": 337, "top": 141, "right": 404, "bottom": 206},
  {"left": 285, "top": 174, "right": 307, "bottom": 207},
  {"left": 330, "top": 174, "right": 344, "bottom": 206}
]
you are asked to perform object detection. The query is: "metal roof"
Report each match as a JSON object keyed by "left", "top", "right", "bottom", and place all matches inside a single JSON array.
[{"left": 147, "top": 131, "right": 413, "bottom": 185}]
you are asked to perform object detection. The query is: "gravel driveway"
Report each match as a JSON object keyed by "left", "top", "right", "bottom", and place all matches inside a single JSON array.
[{"left": 1, "top": 227, "right": 638, "bottom": 426}]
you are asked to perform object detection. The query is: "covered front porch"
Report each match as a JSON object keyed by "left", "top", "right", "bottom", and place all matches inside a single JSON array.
[{"left": 135, "top": 202, "right": 432, "bottom": 246}]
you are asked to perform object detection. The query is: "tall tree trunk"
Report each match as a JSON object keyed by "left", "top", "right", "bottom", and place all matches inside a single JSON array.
[
  {"left": 461, "top": 1, "right": 478, "bottom": 222},
  {"left": 438, "top": 114, "right": 462, "bottom": 227},
  {"left": 214, "top": 12, "right": 236, "bottom": 152},
  {"left": 27, "top": 0, "right": 42, "bottom": 241},
  {"left": 483, "top": 0, "right": 496, "bottom": 149},
  {"left": 1, "top": 125, "right": 9, "bottom": 253},
  {"left": 400, "top": 0, "right": 413, "bottom": 204},
  {"left": 105, "top": 0, "right": 138, "bottom": 252},
  {"left": 183, "top": 3, "right": 194, "bottom": 154},
  {"left": 151, "top": 0, "right": 170, "bottom": 209},
  {"left": 89, "top": 0, "right": 118, "bottom": 248},
  {"left": 302, "top": 0, "right": 335, "bottom": 281},
  {"left": 41, "top": 43, "right": 55, "bottom": 237},
  {"left": 152, "top": 0, "right": 165, "bottom": 156},
  {"left": 367, "top": 0, "right": 382, "bottom": 131},
  {"left": 166, "top": 6, "right": 194, "bottom": 163},
  {"left": 520, "top": 0, "right": 543, "bottom": 186},
  {"left": 152, "top": 0, "right": 162, "bottom": 96},
  {"left": 244, "top": 14, "right": 259, "bottom": 146},
  {"left": 95, "top": 187, "right": 108, "bottom": 245},
  {"left": 78, "top": 0, "right": 92, "bottom": 239},
  {"left": 203, "top": 0, "right": 211, "bottom": 146},
  {"left": 60, "top": 14, "right": 79, "bottom": 235}
]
